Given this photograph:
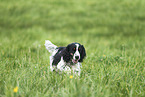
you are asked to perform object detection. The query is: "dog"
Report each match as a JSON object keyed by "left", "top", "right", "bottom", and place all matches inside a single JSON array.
[{"left": 44, "top": 40, "right": 86, "bottom": 76}]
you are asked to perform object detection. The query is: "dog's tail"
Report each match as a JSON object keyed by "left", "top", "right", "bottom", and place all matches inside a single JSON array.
[{"left": 44, "top": 40, "right": 57, "bottom": 54}]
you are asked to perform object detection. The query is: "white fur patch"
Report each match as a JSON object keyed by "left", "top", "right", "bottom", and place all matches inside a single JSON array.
[
  {"left": 45, "top": 40, "right": 57, "bottom": 54},
  {"left": 73, "top": 44, "right": 80, "bottom": 60}
]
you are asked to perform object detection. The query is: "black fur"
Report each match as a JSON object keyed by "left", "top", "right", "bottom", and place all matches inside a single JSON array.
[{"left": 52, "top": 47, "right": 65, "bottom": 65}]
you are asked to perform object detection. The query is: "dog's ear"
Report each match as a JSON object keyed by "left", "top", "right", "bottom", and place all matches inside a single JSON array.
[
  {"left": 63, "top": 44, "right": 71, "bottom": 62},
  {"left": 79, "top": 45, "right": 86, "bottom": 62},
  {"left": 66, "top": 44, "right": 71, "bottom": 52}
]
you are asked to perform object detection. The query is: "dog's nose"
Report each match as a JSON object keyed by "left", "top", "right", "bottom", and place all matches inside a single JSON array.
[{"left": 75, "top": 56, "right": 79, "bottom": 60}]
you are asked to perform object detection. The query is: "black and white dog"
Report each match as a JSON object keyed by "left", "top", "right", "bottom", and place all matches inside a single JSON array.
[{"left": 45, "top": 40, "right": 86, "bottom": 76}]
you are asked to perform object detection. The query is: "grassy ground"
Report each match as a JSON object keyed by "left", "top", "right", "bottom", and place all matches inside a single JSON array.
[{"left": 0, "top": 0, "right": 145, "bottom": 96}]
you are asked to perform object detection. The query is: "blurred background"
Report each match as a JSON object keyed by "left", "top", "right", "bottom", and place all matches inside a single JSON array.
[{"left": 0, "top": 0, "right": 145, "bottom": 60}]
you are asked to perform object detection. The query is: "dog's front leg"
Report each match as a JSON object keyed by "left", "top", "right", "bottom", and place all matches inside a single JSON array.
[{"left": 72, "top": 62, "right": 81, "bottom": 76}]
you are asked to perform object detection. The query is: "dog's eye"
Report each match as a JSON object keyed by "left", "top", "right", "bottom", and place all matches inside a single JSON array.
[
  {"left": 74, "top": 48, "right": 76, "bottom": 51},
  {"left": 78, "top": 48, "right": 80, "bottom": 51}
]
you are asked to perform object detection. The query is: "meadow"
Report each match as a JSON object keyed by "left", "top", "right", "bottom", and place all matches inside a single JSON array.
[{"left": 0, "top": 0, "right": 145, "bottom": 96}]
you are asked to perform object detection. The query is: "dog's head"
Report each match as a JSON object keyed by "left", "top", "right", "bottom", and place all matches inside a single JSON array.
[{"left": 66, "top": 43, "right": 86, "bottom": 64}]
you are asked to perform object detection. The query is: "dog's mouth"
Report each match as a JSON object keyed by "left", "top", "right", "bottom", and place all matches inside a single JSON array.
[
  {"left": 70, "top": 53, "right": 79, "bottom": 64},
  {"left": 72, "top": 59, "right": 78, "bottom": 64}
]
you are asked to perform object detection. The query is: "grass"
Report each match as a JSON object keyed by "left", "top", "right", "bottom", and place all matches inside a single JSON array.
[{"left": 0, "top": 0, "right": 145, "bottom": 96}]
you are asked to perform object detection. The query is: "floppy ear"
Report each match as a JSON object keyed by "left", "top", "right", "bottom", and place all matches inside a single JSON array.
[
  {"left": 66, "top": 44, "right": 70, "bottom": 52},
  {"left": 79, "top": 45, "right": 86, "bottom": 62},
  {"left": 63, "top": 44, "right": 71, "bottom": 62}
]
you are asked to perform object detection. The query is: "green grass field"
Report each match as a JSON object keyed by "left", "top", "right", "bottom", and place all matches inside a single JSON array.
[{"left": 0, "top": 0, "right": 145, "bottom": 96}]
